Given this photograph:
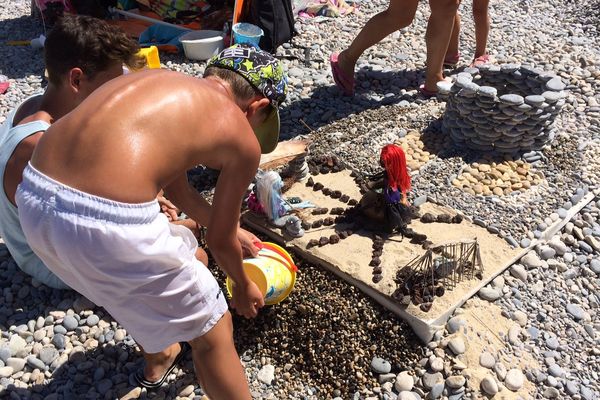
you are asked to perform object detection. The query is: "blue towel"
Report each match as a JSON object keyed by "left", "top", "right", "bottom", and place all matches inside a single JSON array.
[{"left": 139, "top": 24, "right": 188, "bottom": 51}]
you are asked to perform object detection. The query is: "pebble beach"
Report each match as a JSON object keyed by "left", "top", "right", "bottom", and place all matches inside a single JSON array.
[{"left": 1, "top": 0, "right": 600, "bottom": 399}]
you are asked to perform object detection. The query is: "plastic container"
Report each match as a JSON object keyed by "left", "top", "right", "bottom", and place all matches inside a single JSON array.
[
  {"left": 137, "top": 46, "right": 161, "bottom": 69},
  {"left": 179, "top": 30, "right": 224, "bottom": 61},
  {"left": 226, "top": 242, "right": 297, "bottom": 305},
  {"left": 232, "top": 22, "right": 264, "bottom": 48}
]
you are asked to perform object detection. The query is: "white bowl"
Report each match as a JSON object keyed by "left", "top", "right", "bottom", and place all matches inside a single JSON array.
[{"left": 179, "top": 30, "right": 224, "bottom": 61}]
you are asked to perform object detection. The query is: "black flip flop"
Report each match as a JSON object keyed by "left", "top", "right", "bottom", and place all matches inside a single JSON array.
[{"left": 133, "top": 342, "right": 191, "bottom": 389}]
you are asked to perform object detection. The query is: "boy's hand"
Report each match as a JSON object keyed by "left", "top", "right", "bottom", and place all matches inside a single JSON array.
[
  {"left": 236, "top": 227, "right": 262, "bottom": 258},
  {"left": 157, "top": 194, "right": 179, "bottom": 221},
  {"left": 230, "top": 280, "right": 265, "bottom": 318}
]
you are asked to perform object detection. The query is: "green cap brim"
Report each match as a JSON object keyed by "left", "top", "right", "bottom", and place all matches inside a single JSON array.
[{"left": 253, "top": 106, "right": 280, "bottom": 154}]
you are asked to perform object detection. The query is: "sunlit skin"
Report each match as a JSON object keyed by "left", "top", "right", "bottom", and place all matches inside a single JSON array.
[{"left": 30, "top": 69, "right": 272, "bottom": 399}]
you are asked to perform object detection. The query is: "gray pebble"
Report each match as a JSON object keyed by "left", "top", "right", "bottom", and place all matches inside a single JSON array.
[{"left": 62, "top": 315, "right": 78, "bottom": 331}]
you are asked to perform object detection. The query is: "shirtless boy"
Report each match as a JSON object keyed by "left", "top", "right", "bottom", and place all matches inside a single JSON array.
[
  {"left": 17, "top": 45, "right": 287, "bottom": 399},
  {"left": 0, "top": 15, "right": 144, "bottom": 289}
]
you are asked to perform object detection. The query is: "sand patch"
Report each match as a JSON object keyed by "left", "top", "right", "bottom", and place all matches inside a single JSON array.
[{"left": 446, "top": 298, "right": 538, "bottom": 399}]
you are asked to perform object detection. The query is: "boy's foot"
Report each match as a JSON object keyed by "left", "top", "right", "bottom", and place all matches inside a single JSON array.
[
  {"left": 471, "top": 54, "right": 491, "bottom": 67},
  {"left": 134, "top": 342, "right": 191, "bottom": 389},
  {"left": 330, "top": 52, "right": 355, "bottom": 96},
  {"left": 443, "top": 52, "right": 460, "bottom": 68}
]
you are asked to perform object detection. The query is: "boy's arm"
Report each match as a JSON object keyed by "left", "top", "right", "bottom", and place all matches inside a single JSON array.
[
  {"left": 163, "top": 177, "right": 261, "bottom": 258},
  {"left": 206, "top": 145, "right": 264, "bottom": 318},
  {"left": 163, "top": 177, "right": 213, "bottom": 227}
]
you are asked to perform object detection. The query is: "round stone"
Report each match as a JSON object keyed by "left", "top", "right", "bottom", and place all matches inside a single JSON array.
[
  {"left": 505, "top": 369, "right": 524, "bottom": 391},
  {"left": 510, "top": 264, "right": 528, "bottom": 282},
  {"left": 448, "top": 337, "right": 466, "bottom": 355},
  {"left": 62, "top": 315, "right": 78, "bottom": 331},
  {"left": 479, "top": 352, "right": 496, "bottom": 368},
  {"left": 86, "top": 315, "right": 100, "bottom": 326},
  {"left": 525, "top": 95, "right": 545, "bottom": 107},
  {"left": 430, "top": 357, "right": 444, "bottom": 372},
  {"left": 0, "top": 366, "right": 14, "bottom": 378},
  {"left": 39, "top": 346, "right": 59, "bottom": 365},
  {"left": 477, "top": 86, "right": 497, "bottom": 98},
  {"left": 114, "top": 329, "right": 126, "bottom": 342},
  {"left": 548, "top": 364, "right": 565, "bottom": 378},
  {"left": 52, "top": 334, "right": 66, "bottom": 350},
  {"left": 429, "top": 383, "right": 444, "bottom": 399},
  {"left": 26, "top": 355, "right": 46, "bottom": 371},
  {"left": 546, "top": 336, "right": 559, "bottom": 350},
  {"left": 6, "top": 358, "right": 26, "bottom": 373},
  {"left": 566, "top": 303, "right": 585, "bottom": 320},
  {"left": 422, "top": 372, "right": 444, "bottom": 390},
  {"left": 478, "top": 287, "right": 501, "bottom": 302},
  {"left": 96, "top": 378, "right": 113, "bottom": 395},
  {"left": 257, "top": 364, "right": 275, "bottom": 385},
  {"left": 543, "top": 387, "right": 560, "bottom": 398},
  {"left": 542, "top": 91, "right": 564, "bottom": 103},
  {"left": 371, "top": 357, "right": 392, "bottom": 374},
  {"left": 446, "top": 317, "right": 467, "bottom": 334},
  {"left": 398, "top": 392, "right": 417, "bottom": 400},
  {"left": 395, "top": 371, "right": 414, "bottom": 392},
  {"left": 499, "top": 94, "right": 524, "bottom": 105},
  {"left": 0, "top": 347, "right": 11, "bottom": 363},
  {"left": 445, "top": 375, "right": 466, "bottom": 389},
  {"left": 546, "top": 77, "right": 566, "bottom": 91},
  {"left": 512, "top": 311, "right": 528, "bottom": 327},
  {"left": 481, "top": 375, "right": 498, "bottom": 395}
]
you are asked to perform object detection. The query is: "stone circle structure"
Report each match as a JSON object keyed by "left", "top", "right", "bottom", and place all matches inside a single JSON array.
[{"left": 437, "top": 64, "right": 567, "bottom": 154}]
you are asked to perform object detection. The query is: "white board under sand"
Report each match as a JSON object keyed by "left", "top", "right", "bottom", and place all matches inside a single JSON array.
[{"left": 243, "top": 170, "right": 525, "bottom": 342}]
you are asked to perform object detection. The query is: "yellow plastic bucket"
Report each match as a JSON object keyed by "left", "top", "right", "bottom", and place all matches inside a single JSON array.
[
  {"left": 137, "top": 46, "right": 161, "bottom": 69},
  {"left": 226, "top": 242, "right": 297, "bottom": 305}
]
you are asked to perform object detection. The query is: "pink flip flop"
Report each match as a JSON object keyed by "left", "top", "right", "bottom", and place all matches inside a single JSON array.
[
  {"left": 471, "top": 54, "right": 491, "bottom": 67},
  {"left": 443, "top": 52, "right": 460, "bottom": 68},
  {"left": 330, "top": 53, "right": 355, "bottom": 96},
  {"left": 0, "top": 81, "right": 9, "bottom": 95},
  {"left": 419, "top": 84, "right": 437, "bottom": 99}
]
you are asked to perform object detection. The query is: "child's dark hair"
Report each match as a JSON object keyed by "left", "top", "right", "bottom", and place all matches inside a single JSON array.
[
  {"left": 203, "top": 66, "right": 261, "bottom": 103},
  {"left": 203, "top": 66, "right": 271, "bottom": 120},
  {"left": 44, "top": 14, "right": 145, "bottom": 85}
]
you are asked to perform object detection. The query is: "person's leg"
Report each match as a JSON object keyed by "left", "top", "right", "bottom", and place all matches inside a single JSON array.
[
  {"left": 445, "top": 12, "right": 461, "bottom": 62},
  {"left": 188, "top": 311, "right": 251, "bottom": 400},
  {"left": 171, "top": 219, "right": 209, "bottom": 265},
  {"left": 141, "top": 342, "right": 181, "bottom": 382},
  {"left": 424, "top": 0, "right": 461, "bottom": 91},
  {"left": 337, "top": 0, "right": 419, "bottom": 79},
  {"left": 472, "top": 0, "right": 490, "bottom": 58}
]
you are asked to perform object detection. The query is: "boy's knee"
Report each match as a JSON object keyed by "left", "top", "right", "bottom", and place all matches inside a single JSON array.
[{"left": 189, "top": 311, "right": 233, "bottom": 353}]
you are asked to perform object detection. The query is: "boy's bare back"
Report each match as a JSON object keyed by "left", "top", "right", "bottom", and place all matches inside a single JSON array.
[{"left": 31, "top": 69, "right": 260, "bottom": 203}]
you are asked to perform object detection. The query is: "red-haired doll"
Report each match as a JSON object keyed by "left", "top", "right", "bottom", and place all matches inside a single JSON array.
[
  {"left": 360, "top": 144, "right": 423, "bottom": 239},
  {"left": 380, "top": 144, "right": 411, "bottom": 206}
]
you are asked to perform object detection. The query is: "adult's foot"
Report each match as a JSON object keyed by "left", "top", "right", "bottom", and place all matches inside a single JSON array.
[
  {"left": 471, "top": 54, "right": 491, "bottom": 67},
  {"left": 330, "top": 51, "right": 355, "bottom": 96},
  {"left": 143, "top": 342, "right": 182, "bottom": 383},
  {"left": 443, "top": 52, "right": 460, "bottom": 68}
]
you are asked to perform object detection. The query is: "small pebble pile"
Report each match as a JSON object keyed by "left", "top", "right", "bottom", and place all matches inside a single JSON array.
[
  {"left": 438, "top": 64, "right": 567, "bottom": 153},
  {"left": 451, "top": 157, "right": 544, "bottom": 196}
]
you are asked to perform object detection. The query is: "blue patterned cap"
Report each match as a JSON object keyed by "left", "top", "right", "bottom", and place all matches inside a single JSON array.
[
  {"left": 207, "top": 44, "right": 287, "bottom": 153},
  {"left": 207, "top": 44, "right": 287, "bottom": 108}
]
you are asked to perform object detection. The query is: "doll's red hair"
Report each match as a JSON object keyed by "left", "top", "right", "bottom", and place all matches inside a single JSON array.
[{"left": 380, "top": 144, "right": 411, "bottom": 194}]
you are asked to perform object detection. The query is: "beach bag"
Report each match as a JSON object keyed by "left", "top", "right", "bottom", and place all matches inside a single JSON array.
[{"left": 244, "top": 0, "right": 296, "bottom": 52}]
